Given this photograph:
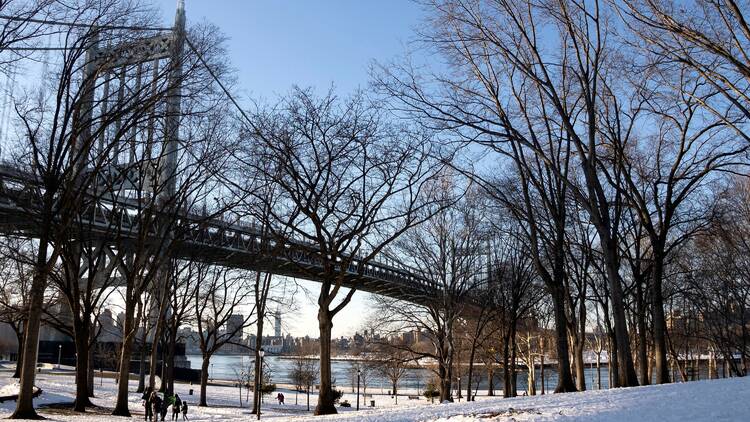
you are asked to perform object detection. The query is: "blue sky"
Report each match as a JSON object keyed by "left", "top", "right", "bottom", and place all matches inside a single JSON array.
[
  {"left": 158, "top": 0, "right": 424, "bottom": 100},
  {"left": 154, "top": 0, "right": 427, "bottom": 338}
]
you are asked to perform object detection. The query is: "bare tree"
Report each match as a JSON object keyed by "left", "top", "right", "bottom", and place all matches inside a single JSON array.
[
  {"left": 618, "top": 205, "right": 654, "bottom": 385},
  {"left": 232, "top": 359, "right": 253, "bottom": 408},
  {"left": 105, "top": 16, "right": 238, "bottom": 417},
  {"left": 347, "top": 359, "right": 374, "bottom": 397},
  {"left": 41, "top": 214, "right": 126, "bottom": 409},
  {"left": 482, "top": 157, "right": 578, "bottom": 393},
  {"left": 373, "top": 185, "right": 485, "bottom": 402},
  {"left": 564, "top": 208, "right": 597, "bottom": 391},
  {"left": 374, "top": 0, "right": 644, "bottom": 387},
  {"left": 162, "top": 258, "right": 202, "bottom": 395},
  {"left": 0, "top": 0, "right": 53, "bottom": 73},
  {"left": 237, "top": 87, "right": 445, "bottom": 414},
  {"left": 377, "top": 352, "right": 409, "bottom": 404},
  {"left": 232, "top": 167, "right": 290, "bottom": 416},
  {"left": 588, "top": 310, "right": 608, "bottom": 389},
  {"left": 289, "top": 342, "right": 319, "bottom": 410},
  {"left": 460, "top": 304, "right": 499, "bottom": 401},
  {"left": 620, "top": 0, "right": 750, "bottom": 144},
  {"left": 0, "top": 2, "right": 182, "bottom": 415},
  {"left": 681, "top": 179, "right": 750, "bottom": 376},
  {"left": 487, "top": 226, "right": 544, "bottom": 397},
  {"left": 517, "top": 326, "right": 540, "bottom": 396},
  {"left": 0, "top": 240, "right": 40, "bottom": 379},
  {"left": 135, "top": 286, "right": 156, "bottom": 394},
  {"left": 600, "top": 47, "right": 747, "bottom": 384},
  {"left": 193, "top": 265, "right": 256, "bottom": 407}
]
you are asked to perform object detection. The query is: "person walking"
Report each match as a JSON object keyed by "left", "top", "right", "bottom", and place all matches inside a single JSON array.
[
  {"left": 181, "top": 401, "right": 189, "bottom": 421},
  {"left": 160, "top": 396, "right": 169, "bottom": 421},
  {"left": 172, "top": 394, "right": 182, "bottom": 420},
  {"left": 277, "top": 392, "right": 285, "bottom": 405},
  {"left": 142, "top": 387, "right": 153, "bottom": 421},
  {"left": 151, "top": 392, "right": 162, "bottom": 422}
]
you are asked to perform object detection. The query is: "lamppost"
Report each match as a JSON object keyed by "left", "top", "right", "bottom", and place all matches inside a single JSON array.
[
  {"left": 257, "top": 348, "right": 265, "bottom": 420},
  {"left": 457, "top": 377, "right": 461, "bottom": 402},
  {"left": 356, "top": 368, "right": 361, "bottom": 411},
  {"left": 57, "top": 345, "right": 62, "bottom": 369}
]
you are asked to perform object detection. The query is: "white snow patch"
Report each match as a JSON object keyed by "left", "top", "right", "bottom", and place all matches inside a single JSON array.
[{"left": 0, "top": 367, "right": 745, "bottom": 421}]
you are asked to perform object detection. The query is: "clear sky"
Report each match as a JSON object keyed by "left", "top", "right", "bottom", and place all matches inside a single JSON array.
[
  {"left": 157, "top": 0, "right": 424, "bottom": 99},
  {"left": 153, "top": 0, "right": 427, "bottom": 339}
]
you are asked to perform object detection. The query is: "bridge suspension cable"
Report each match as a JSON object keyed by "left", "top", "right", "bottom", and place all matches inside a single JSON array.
[
  {"left": 185, "top": 38, "right": 257, "bottom": 131},
  {"left": 0, "top": 14, "right": 171, "bottom": 32},
  {"left": 0, "top": 63, "right": 17, "bottom": 160}
]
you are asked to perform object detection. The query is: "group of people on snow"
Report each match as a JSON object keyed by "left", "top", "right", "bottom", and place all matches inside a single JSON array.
[{"left": 142, "top": 388, "right": 189, "bottom": 421}]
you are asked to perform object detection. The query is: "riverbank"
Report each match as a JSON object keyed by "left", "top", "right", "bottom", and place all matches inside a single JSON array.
[{"left": 186, "top": 354, "right": 613, "bottom": 391}]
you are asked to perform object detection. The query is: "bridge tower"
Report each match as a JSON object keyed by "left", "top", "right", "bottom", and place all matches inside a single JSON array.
[
  {"left": 69, "top": 0, "right": 188, "bottom": 395},
  {"left": 77, "top": 0, "right": 187, "bottom": 288},
  {"left": 161, "top": 0, "right": 185, "bottom": 199}
]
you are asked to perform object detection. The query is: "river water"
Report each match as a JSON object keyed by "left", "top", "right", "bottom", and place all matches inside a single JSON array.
[{"left": 186, "top": 354, "right": 612, "bottom": 392}]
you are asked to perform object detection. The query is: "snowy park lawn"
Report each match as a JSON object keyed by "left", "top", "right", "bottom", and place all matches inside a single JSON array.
[{"left": 0, "top": 366, "right": 747, "bottom": 421}]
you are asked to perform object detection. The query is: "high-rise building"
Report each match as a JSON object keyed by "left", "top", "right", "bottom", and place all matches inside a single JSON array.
[
  {"left": 226, "top": 314, "right": 244, "bottom": 342},
  {"left": 274, "top": 309, "right": 281, "bottom": 337}
]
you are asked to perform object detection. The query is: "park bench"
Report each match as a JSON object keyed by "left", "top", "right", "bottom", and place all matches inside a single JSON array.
[{"left": 408, "top": 395, "right": 420, "bottom": 400}]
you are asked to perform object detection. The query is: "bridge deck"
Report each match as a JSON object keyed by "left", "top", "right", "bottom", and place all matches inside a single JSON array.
[{"left": 0, "top": 163, "right": 448, "bottom": 304}]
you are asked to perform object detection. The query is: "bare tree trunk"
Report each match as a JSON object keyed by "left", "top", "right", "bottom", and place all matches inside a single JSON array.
[
  {"left": 315, "top": 308, "right": 337, "bottom": 415},
  {"left": 112, "top": 271, "right": 137, "bottom": 417},
  {"left": 576, "top": 291, "right": 587, "bottom": 392},
  {"left": 596, "top": 353, "right": 601, "bottom": 389},
  {"left": 149, "top": 282, "right": 169, "bottom": 391},
  {"left": 437, "top": 330, "right": 453, "bottom": 402},
  {"left": 487, "top": 367, "right": 494, "bottom": 396},
  {"left": 502, "top": 331, "right": 512, "bottom": 398},
  {"left": 608, "top": 329, "right": 618, "bottom": 388},
  {"left": 199, "top": 355, "right": 209, "bottom": 407},
  {"left": 574, "top": 339, "right": 586, "bottom": 392},
  {"left": 466, "top": 340, "right": 477, "bottom": 401},
  {"left": 73, "top": 321, "right": 93, "bottom": 411},
  {"left": 540, "top": 338, "right": 545, "bottom": 394},
  {"left": 635, "top": 279, "right": 650, "bottom": 385},
  {"left": 525, "top": 333, "right": 536, "bottom": 396},
  {"left": 136, "top": 328, "right": 148, "bottom": 394},
  {"left": 12, "top": 328, "right": 24, "bottom": 379},
  {"left": 551, "top": 286, "right": 576, "bottom": 392},
  {"left": 439, "top": 360, "right": 452, "bottom": 402},
  {"left": 708, "top": 350, "right": 718, "bottom": 379},
  {"left": 11, "top": 235, "right": 50, "bottom": 419},
  {"left": 510, "top": 333, "right": 517, "bottom": 397},
  {"left": 87, "top": 338, "right": 95, "bottom": 398},
  {"left": 165, "top": 323, "right": 176, "bottom": 396},
  {"left": 446, "top": 323, "right": 456, "bottom": 399},
  {"left": 652, "top": 251, "right": 670, "bottom": 384},
  {"left": 603, "top": 241, "right": 639, "bottom": 387},
  {"left": 648, "top": 348, "right": 654, "bottom": 382},
  {"left": 252, "top": 317, "right": 264, "bottom": 415}
]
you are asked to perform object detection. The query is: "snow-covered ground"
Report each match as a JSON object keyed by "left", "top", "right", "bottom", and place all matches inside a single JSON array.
[{"left": 0, "top": 365, "right": 747, "bottom": 421}]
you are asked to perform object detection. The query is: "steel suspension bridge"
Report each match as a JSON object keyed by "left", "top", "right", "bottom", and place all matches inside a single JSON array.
[{"left": 0, "top": 1, "right": 489, "bottom": 308}]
